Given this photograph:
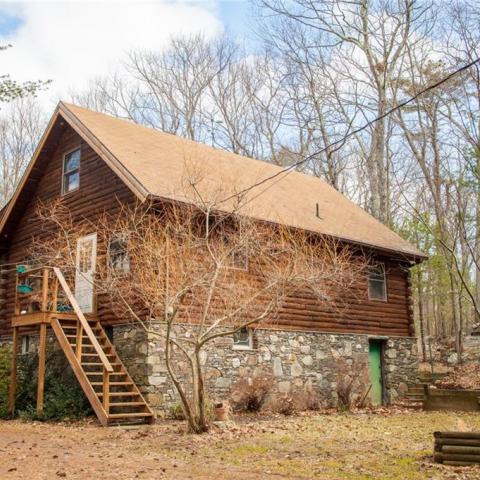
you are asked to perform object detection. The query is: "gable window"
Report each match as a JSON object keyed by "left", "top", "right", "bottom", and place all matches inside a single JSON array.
[
  {"left": 108, "top": 236, "right": 130, "bottom": 273},
  {"left": 368, "top": 264, "right": 387, "bottom": 301},
  {"left": 62, "top": 148, "right": 81, "bottom": 194},
  {"left": 233, "top": 327, "right": 253, "bottom": 350}
]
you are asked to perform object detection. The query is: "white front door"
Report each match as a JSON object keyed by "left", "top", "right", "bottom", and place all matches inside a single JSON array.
[{"left": 75, "top": 233, "right": 97, "bottom": 313}]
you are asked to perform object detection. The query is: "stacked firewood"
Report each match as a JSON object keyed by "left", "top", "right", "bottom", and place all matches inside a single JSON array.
[{"left": 434, "top": 431, "right": 480, "bottom": 465}]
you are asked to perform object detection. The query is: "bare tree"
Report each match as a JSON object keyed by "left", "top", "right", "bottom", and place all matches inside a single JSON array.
[
  {"left": 0, "top": 98, "right": 45, "bottom": 207},
  {"left": 259, "top": 0, "right": 432, "bottom": 222},
  {"left": 32, "top": 169, "right": 367, "bottom": 433}
]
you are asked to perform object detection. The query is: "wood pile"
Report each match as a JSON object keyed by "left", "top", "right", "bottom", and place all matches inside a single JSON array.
[{"left": 434, "top": 431, "right": 480, "bottom": 465}]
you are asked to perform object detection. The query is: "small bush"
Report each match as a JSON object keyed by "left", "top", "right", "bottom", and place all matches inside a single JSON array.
[
  {"left": 3, "top": 344, "right": 93, "bottom": 421},
  {"left": 271, "top": 394, "right": 296, "bottom": 415},
  {"left": 230, "top": 375, "right": 273, "bottom": 412},
  {"left": 169, "top": 402, "right": 186, "bottom": 420},
  {"left": 0, "top": 345, "right": 12, "bottom": 418},
  {"left": 267, "top": 390, "right": 321, "bottom": 415},
  {"left": 294, "top": 390, "right": 321, "bottom": 411},
  {"left": 336, "top": 358, "right": 369, "bottom": 411},
  {"left": 168, "top": 398, "right": 215, "bottom": 422}
]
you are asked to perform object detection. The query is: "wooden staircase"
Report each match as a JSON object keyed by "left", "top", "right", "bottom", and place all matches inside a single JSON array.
[
  {"left": 52, "top": 316, "right": 154, "bottom": 426},
  {"left": 10, "top": 266, "right": 155, "bottom": 426}
]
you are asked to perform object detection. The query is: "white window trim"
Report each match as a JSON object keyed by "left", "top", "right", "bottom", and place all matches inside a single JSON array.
[
  {"left": 61, "top": 146, "right": 81, "bottom": 195},
  {"left": 232, "top": 327, "right": 254, "bottom": 350},
  {"left": 368, "top": 263, "right": 388, "bottom": 302}
]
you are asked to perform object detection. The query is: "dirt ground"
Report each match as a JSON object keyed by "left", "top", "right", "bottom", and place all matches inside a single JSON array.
[{"left": 1, "top": 410, "right": 480, "bottom": 479}]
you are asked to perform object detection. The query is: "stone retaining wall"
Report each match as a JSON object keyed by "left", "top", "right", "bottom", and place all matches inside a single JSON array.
[
  {"left": 112, "top": 323, "right": 418, "bottom": 413},
  {"left": 421, "top": 336, "right": 480, "bottom": 368}
]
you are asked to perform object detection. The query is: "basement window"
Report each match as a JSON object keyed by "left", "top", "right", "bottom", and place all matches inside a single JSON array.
[
  {"left": 233, "top": 327, "right": 253, "bottom": 350},
  {"left": 62, "top": 148, "right": 81, "bottom": 194},
  {"left": 108, "top": 236, "right": 130, "bottom": 273},
  {"left": 368, "top": 264, "right": 387, "bottom": 301},
  {"left": 21, "top": 335, "right": 30, "bottom": 355}
]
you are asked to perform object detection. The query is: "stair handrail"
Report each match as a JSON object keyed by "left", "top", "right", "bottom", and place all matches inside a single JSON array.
[{"left": 53, "top": 267, "right": 113, "bottom": 373}]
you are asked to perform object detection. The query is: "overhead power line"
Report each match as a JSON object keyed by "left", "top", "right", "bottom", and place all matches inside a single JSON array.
[{"left": 219, "top": 56, "right": 480, "bottom": 207}]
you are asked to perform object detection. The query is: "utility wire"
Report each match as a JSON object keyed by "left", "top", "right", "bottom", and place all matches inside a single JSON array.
[{"left": 219, "top": 57, "right": 480, "bottom": 207}]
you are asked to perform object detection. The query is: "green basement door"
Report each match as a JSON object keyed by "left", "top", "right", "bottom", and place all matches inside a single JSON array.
[{"left": 369, "top": 340, "right": 384, "bottom": 405}]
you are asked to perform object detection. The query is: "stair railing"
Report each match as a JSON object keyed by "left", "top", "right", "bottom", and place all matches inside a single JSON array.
[{"left": 52, "top": 267, "right": 114, "bottom": 411}]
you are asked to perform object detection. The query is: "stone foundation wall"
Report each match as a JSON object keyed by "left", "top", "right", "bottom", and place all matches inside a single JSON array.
[{"left": 112, "top": 323, "right": 418, "bottom": 413}]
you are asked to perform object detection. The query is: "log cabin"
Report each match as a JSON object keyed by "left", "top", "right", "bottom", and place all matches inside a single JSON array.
[{"left": 0, "top": 102, "right": 426, "bottom": 425}]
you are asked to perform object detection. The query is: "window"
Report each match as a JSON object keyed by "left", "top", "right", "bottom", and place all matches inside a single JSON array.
[
  {"left": 108, "top": 236, "right": 130, "bottom": 273},
  {"left": 233, "top": 327, "right": 253, "bottom": 350},
  {"left": 62, "top": 148, "right": 81, "bottom": 194},
  {"left": 368, "top": 264, "right": 387, "bottom": 301},
  {"left": 79, "top": 241, "right": 93, "bottom": 273},
  {"left": 21, "top": 335, "right": 30, "bottom": 355},
  {"left": 230, "top": 249, "right": 248, "bottom": 270}
]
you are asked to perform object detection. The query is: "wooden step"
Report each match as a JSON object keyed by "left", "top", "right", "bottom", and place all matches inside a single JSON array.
[
  {"left": 109, "top": 402, "right": 146, "bottom": 407},
  {"left": 66, "top": 334, "right": 106, "bottom": 341},
  {"left": 81, "top": 362, "right": 121, "bottom": 367},
  {"left": 81, "top": 352, "right": 116, "bottom": 359},
  {"left": 97, "top": 392, "right": 141, "bottom": 398},
  {"left": 108, "top": 412, "right": 154, "bottom": 419},
  {"left": 91, "top": 381, "right": 133, "bottom": 386},
  {"left": 59, "top": 317, "right": 98, "bottom": 323},
  {"left": 86, "top": 371, "right": 126, "bottom": 377},
  {"left": 78, "top": 344, "right": 111, "bottom": 350}
]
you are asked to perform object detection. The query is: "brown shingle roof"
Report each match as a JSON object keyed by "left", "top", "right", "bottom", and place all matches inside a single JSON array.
[
  {"left": 0, "top": 101, "right": 424, "bottom": 260},
  {"left": 61, "top": 102, "right": 425, "bottom": 259}
]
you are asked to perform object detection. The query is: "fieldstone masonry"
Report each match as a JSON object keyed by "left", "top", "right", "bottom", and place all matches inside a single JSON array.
[
  {"left": 112, "top": 323, "right": 418, "bottom": 413},
  {"left": 426, "top": 336, "right": 480, "bottom": 368}
]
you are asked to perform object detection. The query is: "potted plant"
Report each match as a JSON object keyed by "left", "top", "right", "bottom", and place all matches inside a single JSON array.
[{"left": 214, "top": 401, "right": 229, "bottom": 421}]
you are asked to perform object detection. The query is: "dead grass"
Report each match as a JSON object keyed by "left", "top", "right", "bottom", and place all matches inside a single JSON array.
[{"left": 1, "top": 410, "right": 480, "bottom": 479}]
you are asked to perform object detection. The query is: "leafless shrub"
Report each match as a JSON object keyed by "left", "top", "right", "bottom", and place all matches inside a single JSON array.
[
  {"left": 230, "top": 376, "right": 274, "bottom": 412},
  {"left": 336, "top": 358, "right": 369, "bottom": 411},
  {"left": 267, "top": 389, "right": 321, "bottom": 415}
]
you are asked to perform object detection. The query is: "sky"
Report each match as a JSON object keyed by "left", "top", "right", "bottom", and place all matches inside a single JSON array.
[{"left": 0, "top": 0, "right": 254, "bottom": 110}]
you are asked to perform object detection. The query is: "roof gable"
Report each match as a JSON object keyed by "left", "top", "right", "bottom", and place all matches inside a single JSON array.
[{"left": 0, "top": 101, "right": 426, "bottom": 260}]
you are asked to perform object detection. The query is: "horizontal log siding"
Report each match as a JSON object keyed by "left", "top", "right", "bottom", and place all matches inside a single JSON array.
[
  {"left": 0, "top": 125, "right": 414, "bottom": 338},
  {"left": 0, "top": 125, "right": 135, "bottom": 337},
  {"left": 275, "top": 263, "right": 411, "bottom": 336}
]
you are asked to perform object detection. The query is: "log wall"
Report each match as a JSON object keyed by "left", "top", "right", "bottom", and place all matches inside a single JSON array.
[
  {"left": 0, "top": 123, "right": 414, "bottom": 338},
  {"left": 0, "top": 124, "right": 135, "bottom": 337}
]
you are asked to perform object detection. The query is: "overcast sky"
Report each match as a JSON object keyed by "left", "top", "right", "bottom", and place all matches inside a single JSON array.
[{"left": 0, "top": 0, "right": 252, "bottom": 110}]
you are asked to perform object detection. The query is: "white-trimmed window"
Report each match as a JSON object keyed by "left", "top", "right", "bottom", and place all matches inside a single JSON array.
[
  {"left": 233, "top": 327, "right": 253, "bottom": 350},
  {"left": 108, "top": 235, "right": 130, "bottom": 273},
  {"left": 62, "top": 148, "right": 81, "bottom": 194},
  {"left": 368, "top": 264, "right": 387, "bottom": 301}
]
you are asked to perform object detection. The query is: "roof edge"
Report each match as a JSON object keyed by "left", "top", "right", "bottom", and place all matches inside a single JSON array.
[
  {"left": 58, "top": 102, "right": 149, "bottom": 201},
  {"left": 0, "top": 103, "right": 62, "bottom": 237},
  {"left": 147, "top": 194, "right": 428, "bottom": 263}
]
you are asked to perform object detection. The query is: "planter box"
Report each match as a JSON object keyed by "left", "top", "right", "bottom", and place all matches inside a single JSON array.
[{"left": 425, "top": 388, "right": 480, "bottom": 412}]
